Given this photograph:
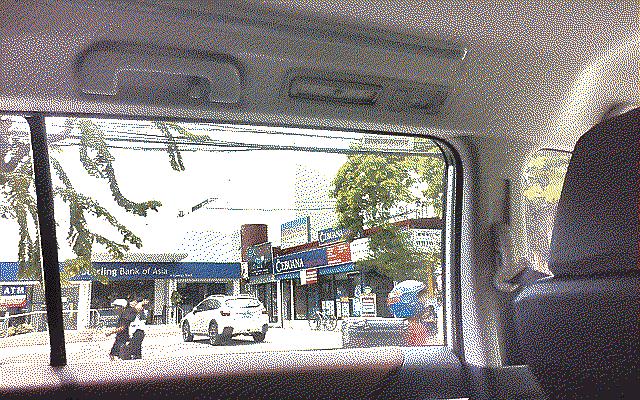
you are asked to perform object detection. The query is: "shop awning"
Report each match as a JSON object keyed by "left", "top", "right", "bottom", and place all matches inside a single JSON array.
[
  {"left": 318, "top": 262, "right": 355, "bottom": 275},
  {"left": 275, "top": 262, "right": 355, "bottom": 280}
]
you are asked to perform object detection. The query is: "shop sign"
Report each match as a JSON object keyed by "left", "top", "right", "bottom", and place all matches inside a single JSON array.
[
  {"left": 361, "top": 294, "right": 377, "bottom": 317},
  {"left": 350, "top": 238, "right": 373, "bottom": 262},
  {"left": 247, "top": 242, "right": 273, "bottom": 276},
  {"left": 281, "top": 216, "right": 311, "bottom": 249},
  {"left": 0, "top": 285, "right": 28, "bottom": 309},
  {"left": 274, "top": 248, "right": 327, "bottom": 274},
  {"left": 317, "top": 227, "right": 349, "bottom": 246},
  {"left": 300, "top": 268, "right": 318, "bottom": 285},
  {"left": 73, "top": 262, "right": 241, "bottom": 280},
  {"left": 326, "top": 242, "right": 351, "bottom": 265}
]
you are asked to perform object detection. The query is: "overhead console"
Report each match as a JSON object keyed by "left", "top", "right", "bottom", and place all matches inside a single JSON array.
[
  {"left": 0, "top": 0, "right": 468, "bottom": 127},
  {"left": 286, "top": 70, "right": 450, "bottom": 116}
]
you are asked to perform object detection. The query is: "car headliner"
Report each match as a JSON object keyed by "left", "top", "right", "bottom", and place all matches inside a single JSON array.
[{"left": 0, "top": 0, "right": 636, "bottom": 152}]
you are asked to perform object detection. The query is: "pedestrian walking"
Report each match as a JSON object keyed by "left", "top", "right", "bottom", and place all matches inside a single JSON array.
[
  {"left": 387, "top": 280, "right": 438, "bottom": 346},
  {"left": 105, "top": 299, "right": 136, "bottom": 361},
  {"left": 123, "top": 298, "right": 149, "bottom": 360}
]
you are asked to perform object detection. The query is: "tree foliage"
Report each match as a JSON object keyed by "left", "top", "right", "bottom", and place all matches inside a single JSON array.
[
  {"left": 0, "top": 117, "right": 203, "bottom": 283},
  {"left": 357, "top": 226, "right": 441, "bottom": 284},
  {"left": 522, "top": 151, "right": 571, "bottom": 270},
  {"left": 331, "top": 139, "right": 445, "bottom": 285}
]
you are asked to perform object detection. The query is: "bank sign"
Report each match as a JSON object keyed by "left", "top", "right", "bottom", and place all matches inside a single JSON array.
[
  {"left": 274, "top": 248, "right": 327, "bottom": 274},
  {"left": 0, "top": 261, "right": 240, "bottom": 281},
  {"left": 318, "top": 227, "right": 349, "bottom": 246},
  {"left": 73, "top": 262, "right": 241, "bottom": 280},
  {"left": 247, "top": 242, "right": 273, "bottom": 276}
]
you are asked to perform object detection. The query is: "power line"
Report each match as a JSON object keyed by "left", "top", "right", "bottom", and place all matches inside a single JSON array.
[
  {"left": 180, "top": 206, "right": 336, "bottom": 212},
  {"left": 45, "top": 122, "right": 444, "bottom": 157}
]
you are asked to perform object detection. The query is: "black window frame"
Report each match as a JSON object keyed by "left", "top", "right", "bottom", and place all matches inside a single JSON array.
[{"left": 5, "top": 111, "right": 463, "bottom": 367}]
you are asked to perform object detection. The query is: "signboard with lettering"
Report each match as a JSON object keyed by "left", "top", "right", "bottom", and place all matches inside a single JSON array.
[
  {"left": 0, "top": 285, "right": 28, "bottom": 309},
  {"left": 274, "top": 248, "right": 327, "bottom": 275},
  {"left": 247, "top": 242, "right": 273, "bottom": 277},
  {"left": 281, "top": 217, "right": 311, "bottom": 249},
  {"left": 326, "top": 242, "right": 351, "bottom": 265},
  {"left": 1, "top": 261, "right": 240, "bottom": 281},
  {"left": 74, "top": 262, "right": 241, "bottom": 280},
  {"left": 341, "top": 301, "right": 350, "bottom": 318},
  {"left": 361, "top": 294, "right": 377, "bottom": 317},
  {"left": 317, "top": 227, "right": 349, "bottom": 246}
]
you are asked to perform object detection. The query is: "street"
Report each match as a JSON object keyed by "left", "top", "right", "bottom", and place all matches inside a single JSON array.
[{"left": 0, "top": 325, "right": 343, "bottom": 365}]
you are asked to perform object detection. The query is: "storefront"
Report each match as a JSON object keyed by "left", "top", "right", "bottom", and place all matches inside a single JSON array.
[
  {"left": 245, "top": 242, "right": 280, "bottom": 325},
  {"left": 254, "top": 281, "right": 278, "bottom": 323},
  {"left": 73, "top": 261, "right": 241, "bottom": 325},
  {"left": 273, "top": 245, "right": 364, "bottom": 325},
  {"left": 176, "top": 281, "right": 229, "bottom": 311}
]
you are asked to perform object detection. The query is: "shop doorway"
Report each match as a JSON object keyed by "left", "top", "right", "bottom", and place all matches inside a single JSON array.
[
  {"left": 176, "top": 282, "right": 227, "bottom": 313},
  {"left": 255, "top": 282, "right": 278, "bottom": 323},
  {"left": 91, "top": 280, "right": 155, "bottom": 309}
]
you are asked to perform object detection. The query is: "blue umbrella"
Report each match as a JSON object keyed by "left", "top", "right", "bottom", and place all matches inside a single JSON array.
[{"left": 387, "top": 280, "right": 426, "bottom": 318}]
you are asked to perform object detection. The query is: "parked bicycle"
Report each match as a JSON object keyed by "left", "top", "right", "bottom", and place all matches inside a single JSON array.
[{"left": 307, "top": 309, "right": 337, "bottom": 331}]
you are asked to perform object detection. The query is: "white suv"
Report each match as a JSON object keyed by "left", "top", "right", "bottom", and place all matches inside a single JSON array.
[{"left": 180, "top": 295, "right": 269, "bottom": 345}]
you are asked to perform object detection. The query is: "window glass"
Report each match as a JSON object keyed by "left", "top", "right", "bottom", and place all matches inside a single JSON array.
[
  {"left": 200, "top": 299, "right": 217, "bottom": 311},
  {"left": 0, "top": 116, "right": 46, "bottom": 365},
  {"left": 226, "top": 298, "right": 261, "bottom": 308},
  {"left": 42, "top": 117, "right": 449, "bottom": 362},
  {"left": 523, "top": 150, "right": 571, "bottom": 273}
]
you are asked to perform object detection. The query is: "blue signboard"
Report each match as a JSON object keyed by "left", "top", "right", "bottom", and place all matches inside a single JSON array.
[
  {"left": 247, "top": 242, "right": 273, "bottom": 277},
  {"left": 318, "top": 227, "right": 350, "bottom": 246},
  {"left": 273, "top": 248, "right": 327, "bottom": 275},
  {"left": 0, "top": 261, "right": 240, "bottom": 281}
]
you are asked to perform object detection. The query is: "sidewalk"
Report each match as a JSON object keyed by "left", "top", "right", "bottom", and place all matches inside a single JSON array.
[{"left": 0, "top": 324, "right": 182, "bottom": 349}]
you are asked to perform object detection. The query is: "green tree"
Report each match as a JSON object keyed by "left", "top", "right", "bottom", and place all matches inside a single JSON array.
[
  {"left": 522, "top": 151, "right": 571, "bottom": 270},
  {"left": 0, "top": 117, "right": 204, "bottom": 283},
  {"left": 331, "top": 139, "right": 444, "bottom": 285}
]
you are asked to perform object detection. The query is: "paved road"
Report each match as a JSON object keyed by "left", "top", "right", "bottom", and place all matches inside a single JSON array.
[{"left": 0, "top": 326, "right": 343, "bottom": 365}]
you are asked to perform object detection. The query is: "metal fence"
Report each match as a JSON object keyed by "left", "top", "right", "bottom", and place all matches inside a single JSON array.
[{"left": 0, "top": 309, "right": 107, "bottom": 338}]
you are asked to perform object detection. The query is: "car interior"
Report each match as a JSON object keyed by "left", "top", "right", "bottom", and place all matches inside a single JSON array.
[{"left": 0, "top": 1, "right": 638, "bottom": 399}]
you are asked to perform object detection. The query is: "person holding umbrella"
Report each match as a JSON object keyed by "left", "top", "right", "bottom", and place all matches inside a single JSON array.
[{"left": 387, "top": 280, "right": 437, "bottom": 346}]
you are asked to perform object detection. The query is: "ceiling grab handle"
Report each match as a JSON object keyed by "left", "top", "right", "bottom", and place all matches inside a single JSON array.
[{"left": 79, "top": 48, "right": 242, "bottom": 104}]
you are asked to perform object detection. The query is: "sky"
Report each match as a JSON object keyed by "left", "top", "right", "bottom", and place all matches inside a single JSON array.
[
  {"left": 1, "top": 118, "right": 350, "bottom": 262},
  {"left": 1, "top": 117, "right": 438, "bottom": 264}
]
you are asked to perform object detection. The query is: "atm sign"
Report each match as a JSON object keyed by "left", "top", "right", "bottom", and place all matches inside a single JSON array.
[{"left": 0, "top": 285, "right": 28, "bottom": 309}]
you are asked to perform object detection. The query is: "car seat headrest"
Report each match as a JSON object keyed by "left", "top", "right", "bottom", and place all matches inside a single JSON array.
[{"left": 549, "top": 107, "right": 640, "bottom": 276}]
